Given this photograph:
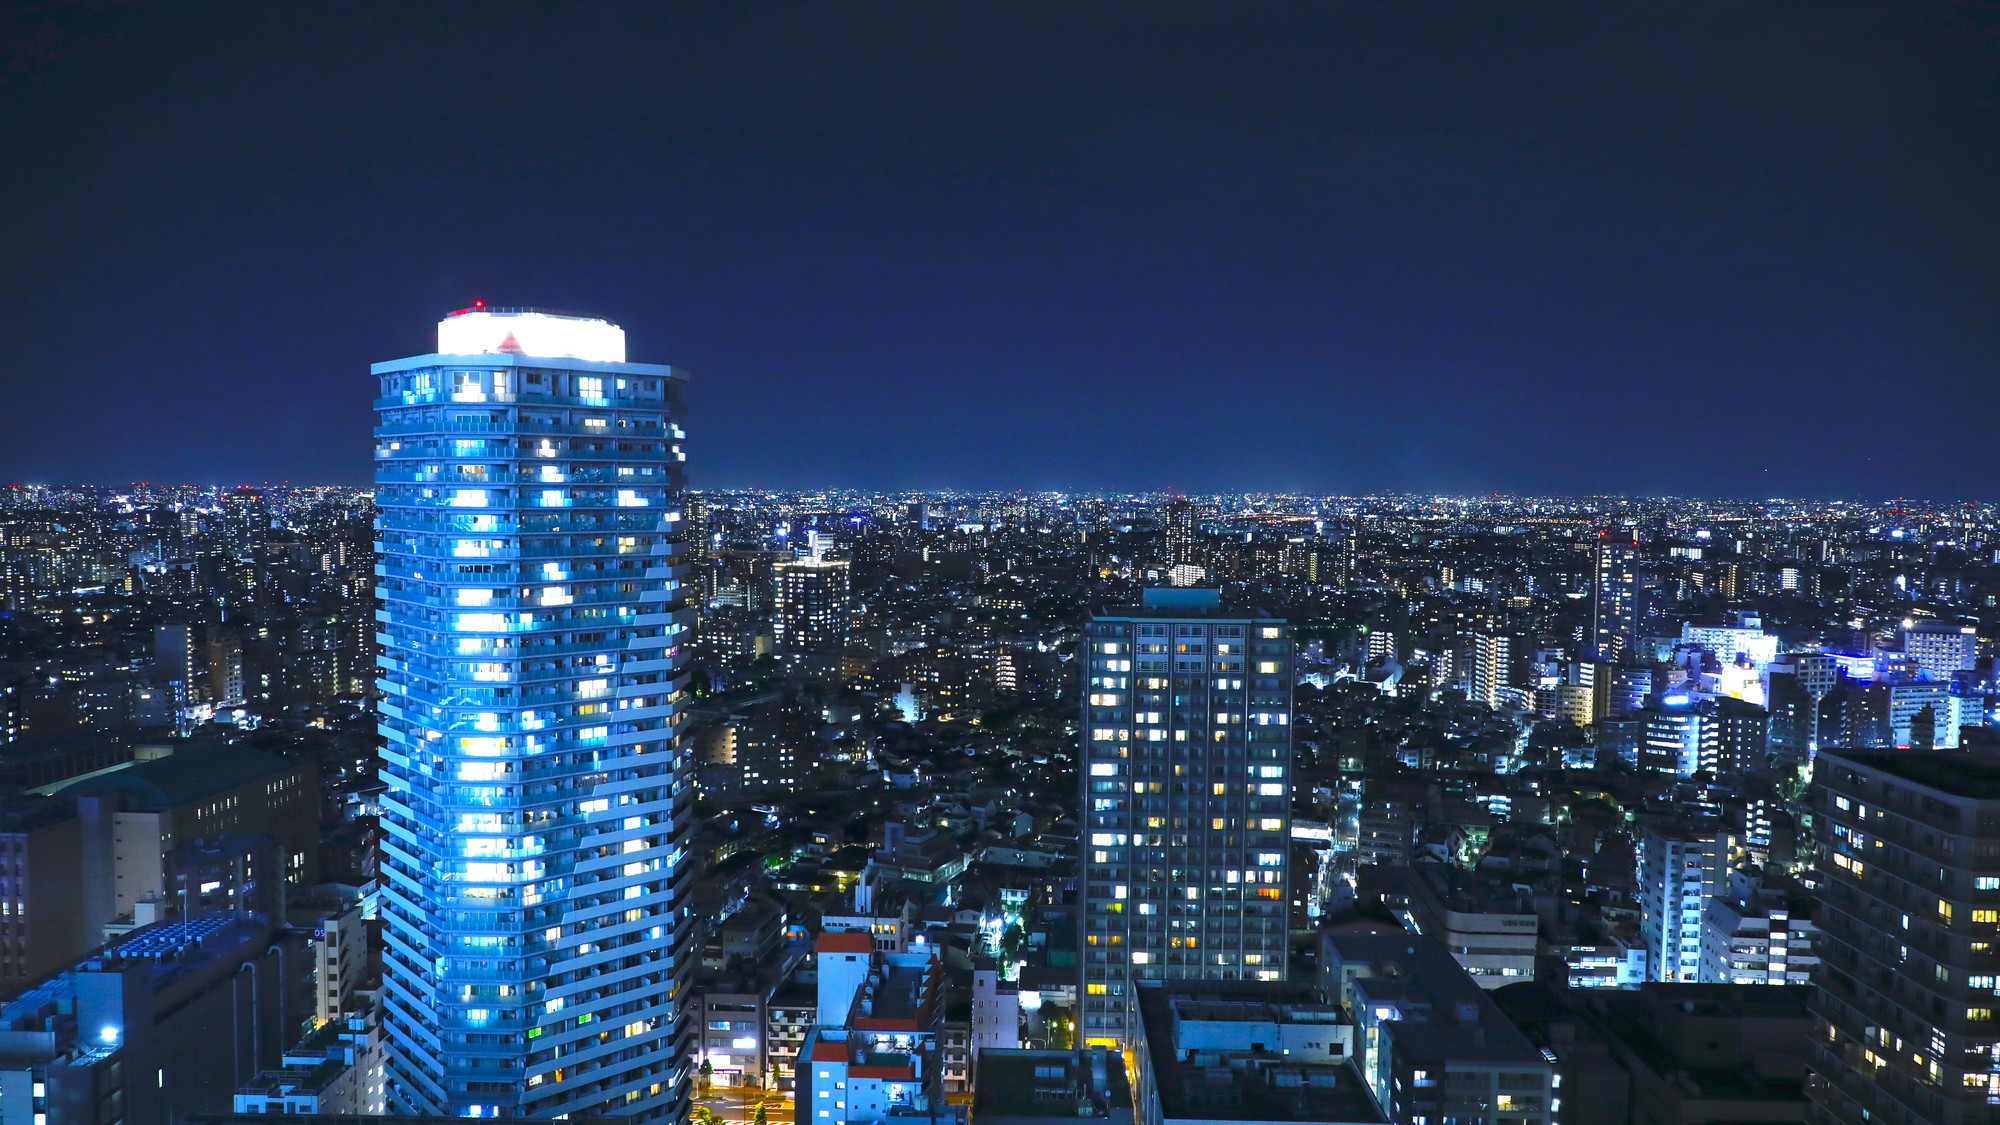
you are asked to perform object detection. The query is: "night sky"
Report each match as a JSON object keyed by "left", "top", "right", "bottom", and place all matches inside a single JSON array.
[{"left": 4, "top": 3, "right": 1997, "bottom": 497}]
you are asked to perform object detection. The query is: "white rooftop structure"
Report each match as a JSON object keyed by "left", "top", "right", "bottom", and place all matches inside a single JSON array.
[{"left": 435, "top": 305, "right": 627, "bottom": 362}]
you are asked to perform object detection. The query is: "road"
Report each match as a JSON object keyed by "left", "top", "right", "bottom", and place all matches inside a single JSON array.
[{"left": 695, "top": 1084, "right": 793, "bottom": 1125}]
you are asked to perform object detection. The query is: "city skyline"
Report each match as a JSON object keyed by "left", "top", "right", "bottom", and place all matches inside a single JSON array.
[
  {"left": 6, "top": 4, "right": 2000, "bottom": 496},
  {"left": 9, "top": 6, "right": 2000, "bottom": 1124}
]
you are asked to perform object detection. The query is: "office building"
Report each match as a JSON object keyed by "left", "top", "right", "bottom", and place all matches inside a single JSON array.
[
  {"left": 1552, "top": 928, "right": 1650, "bottom": 990},
  {"left": 1591, "top": 530, "right": 1640, "bottom": 661},
  {"left": 313, "top": 900, "right": 372, "bottom": 1024},
  {"left": 696, "top": 983, "right": 772, "bottom": 1090},
  {"left": 1395, "top": 863, "right": 1540, "bottom": 989},
  {"left": 0, "top": 801, "right": 83, "bottom": 998},
  {"left": 1844, "top": 675, "right": 1969, "bottom": 749},
  {"left": 1079, "top": 589, "right": 1293, "bottom": 1048},
  {"left": 0, "top": 914, "right": 307, "bottom": 1125},
  {"left": 232, "top": 1013, "right": 386, "bottom": 1115},
  {"left": 1794, "top": 653, "right": 1840, "bottom": 753},
  {"left": 53, "top": 743, "right": 318, "bottom": 939},
  {"left": 971, "top": 968, "right": 1022, "bottom": 1057},
  {"left": 1637, "top": 822, "right": 1735, "bottom": 983},
  {"left": 1496, "top": 983, "right": 1811, "bottom": 1125},
  {"left": 1637, "top": 697, "right": 1718, "bottom": 778},
  {"left": 373, "top": 307, "right": 693, "bottom": 1117},
  {"left": 1712, "top": 696, "right": 1770, "bottom": 777},
  {"left": 1903, "top": 621, "right": 1978, "bottom": 682},
  {"left": 1590, "top": 662, "right": 1650, "bottom": 721},
  {"left": 1322, "top": 932, "right": 1555, "bottom": 1124},
  {"left": 1811, "top": 749, "right": 2000, "bottom": 1123}
]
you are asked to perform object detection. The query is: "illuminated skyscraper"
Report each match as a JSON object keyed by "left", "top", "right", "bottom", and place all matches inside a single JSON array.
[
  {"left": 1079, "top": 589, "right": 1293, "bottom": 1048},
  {"left": 1591, "top": 529, "right": 1640, "bottom": 661},
  {"left": 374, "top": 307, "right": 693, "bottom": 1118},
  {"left": 772, "top": 531, "right": 850, "bottom": 656},
  {"left": 1162, "top": 496, "right": 1196, "bottom": 567}
]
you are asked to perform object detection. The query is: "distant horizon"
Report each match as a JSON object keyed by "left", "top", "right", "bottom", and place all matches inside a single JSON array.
[{"left": 1, "top": 479, "right": 1986, "bottom": 508}]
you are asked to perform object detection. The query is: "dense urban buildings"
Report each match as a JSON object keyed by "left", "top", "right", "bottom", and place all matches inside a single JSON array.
[
  {"left": 13, "top": 478, "right": 2000, "bottom": 1122},
  {"left": 371, "top": 308, "right": 693, "bottom": 1117}
]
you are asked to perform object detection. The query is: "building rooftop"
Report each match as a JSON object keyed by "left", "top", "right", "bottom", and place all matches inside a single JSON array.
[
  {"left": 862, "top": 961, "right": 928, "bottom": 1025},
  {"left": 1588, "top": 985, "right": 1810, "bottom": 1104},
  {"left": 1821, "top": 749, "right": 2000, "bottom": 800},
  {"left": 973, "top": 1048, "right": 1132, "bottom": 1121},
  {"left": 1323, "top": 933, "right": 1546, "bottom": 1066},
  {"left": 1408, "top": 862, "right": 1536, "bottom": 917},
  {"left": 1092, "top": 589, "right": 1280, "bottom": 621},
  {"left": 1135, "top": 982, "right": 1386, "bottom": 1125},
  {"left": 1, "top": 913, "right": 271, "bottom": 1035},
  {"left": 0, "top": 796, "right": 75, "bottom": 833},
  {"left": 49, "top": 744, "right": 301, "bottom": 808},
  {"left": 818, "top": 931, "right": 874, "bottom": 955}
]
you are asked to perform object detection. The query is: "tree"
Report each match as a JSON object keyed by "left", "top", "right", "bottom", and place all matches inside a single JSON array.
[
  {"left": 699, "top": 1058, "right": 714, "bottom": 1094},
  {"left": 755, "top": 1101, "right": 770, "bottom": 1125},
  {"left": 998, "top": 923, "right": 1026, "bottom": 967},
  {"left": 1049, "top": 1014, "right": 1074, "bottom": 1050}
]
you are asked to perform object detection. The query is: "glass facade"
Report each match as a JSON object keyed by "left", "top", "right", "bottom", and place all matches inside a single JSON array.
[
  {"left": 373, "top": 309, "right": 693, "bottom": 1118},
  {"left": 1078, "top": 597, "right": 1292, "bottom": 1047}
]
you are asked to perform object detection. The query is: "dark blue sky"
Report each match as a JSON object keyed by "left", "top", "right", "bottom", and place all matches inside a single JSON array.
[{"left": 4, "top": 3, "right": 1996, "bottom": 496}]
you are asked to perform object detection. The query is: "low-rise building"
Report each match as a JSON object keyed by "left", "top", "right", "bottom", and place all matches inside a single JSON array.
[
  {"left": 1699, "top": 868, "right": 1817, "bottom": 986},
  {"left": 0, "top": 913, "right": 307, "bottom": 1125},
  {"left": 972, "top": 1047, "right": 1132, "bottom": 1125},
  {"left": 1323, "top": 932, "right": 1555, "bottom": 1125},
  {"left": 231, "top": 1013, "right": 382, "bottom": 1115},
  {"left": 794, "top": 932, "right": 960, "bottom": 1125},
  {"left": 1391, "top": 863, "right": 1539, "bottom": 989},
  {"left": 699, "top": 985, "right": 772, "bottom": 1089},
  {"left": 1130, "top": 980, "right": 1382, "bottom": 1125}
]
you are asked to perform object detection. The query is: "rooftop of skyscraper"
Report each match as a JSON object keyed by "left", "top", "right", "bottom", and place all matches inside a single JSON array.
[{"left": 1094, "top": 587, "right": 1279, "bottom": 619}]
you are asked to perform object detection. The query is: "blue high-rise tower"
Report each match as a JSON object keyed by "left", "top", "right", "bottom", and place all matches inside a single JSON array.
[{"left": 373, "top": 307, "right": 693, "bottom": 1119}]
